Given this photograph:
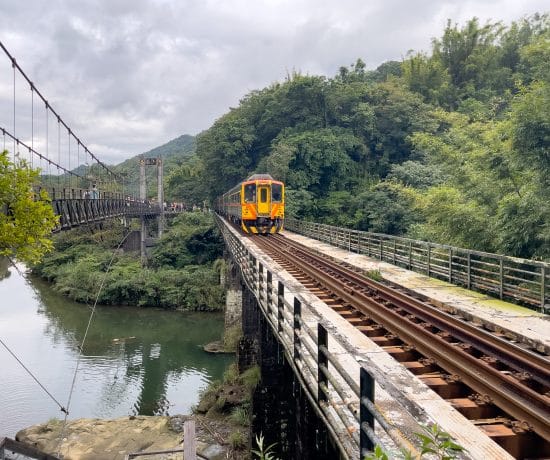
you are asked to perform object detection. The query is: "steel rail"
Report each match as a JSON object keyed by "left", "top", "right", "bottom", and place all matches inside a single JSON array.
[
  {"left": 257, "top": 234, "right": 550, "bottom": 443},
  {"left": 276, "top": 236, "right": 550, "bottom": 387}
]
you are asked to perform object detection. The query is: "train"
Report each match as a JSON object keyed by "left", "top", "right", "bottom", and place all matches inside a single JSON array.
[{"left": 216, "top": 174, "right": 284, "bottom": 234}]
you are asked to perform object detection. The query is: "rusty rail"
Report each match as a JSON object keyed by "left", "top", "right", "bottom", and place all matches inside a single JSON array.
[{"left": 259, "top": 233, "right": 550, "bottom": 454}]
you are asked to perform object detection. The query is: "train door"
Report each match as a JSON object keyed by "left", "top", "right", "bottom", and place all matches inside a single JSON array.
[{"left": 257, "top": 185, "right": 270, "bottom": 215}]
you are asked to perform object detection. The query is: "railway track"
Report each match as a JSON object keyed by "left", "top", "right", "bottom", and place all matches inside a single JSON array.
[{"left": 252, "top": 233, "right": 550, "bottom": 459}]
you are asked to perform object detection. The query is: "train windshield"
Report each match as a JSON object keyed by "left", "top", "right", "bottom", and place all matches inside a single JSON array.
[
  {"left": 244, "top": 184, "right": 256, "bottom": 202},
  {"left": 272, "top": 184, "right": 282, "bottom": 202}
]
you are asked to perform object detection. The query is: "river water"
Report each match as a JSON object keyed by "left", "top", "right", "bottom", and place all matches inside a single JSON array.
[{"left": 0, "top": 260, "right": 233, "bottom": 438}]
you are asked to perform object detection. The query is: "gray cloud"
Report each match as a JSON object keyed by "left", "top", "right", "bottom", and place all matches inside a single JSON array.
[{"left": 0, "top": 0, "right": 547, "bottom": 165}]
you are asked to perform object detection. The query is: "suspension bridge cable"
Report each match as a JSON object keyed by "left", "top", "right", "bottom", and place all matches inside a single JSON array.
[
  {"left": 0, "top": 259, "right": 68, "bottom": 414},
  {"left": 0, "top": 125, "right": 83, "bottom": 178},
  {"left": 31, "top": 85, "right": 34, "bottom": 167},
  {"left": 56, "top": 229, "right": 132, "bottom": 456},
  {"left": 0, "top": 338, "right": 68, "bottom": 414},
  {"left": 12, "top": 55, "right": 16, "bottom": 162},
  {"left": 0, "top": 40, "right": 121, "bottom": 179}
]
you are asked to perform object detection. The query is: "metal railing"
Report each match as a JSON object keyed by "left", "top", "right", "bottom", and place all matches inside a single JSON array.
[
  {"left": 285, "top": 219, "right": 549, "bottom": 313},
  {"left": 217, "top": 216, "right": 422, "bottom": 459},
  {"left": 33, "top": 187, "right": 159, "bottom": 231}
]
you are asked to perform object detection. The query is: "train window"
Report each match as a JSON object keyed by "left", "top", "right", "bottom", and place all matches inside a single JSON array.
[
  {"left": 244, "top": 184, "right": 256, "bottom": 202},
  {"left": 260, "top": 188, "right": 267, "bottom": 203},
  {"left": 272, "top": 184, "right": 282, "bottom": 202}
]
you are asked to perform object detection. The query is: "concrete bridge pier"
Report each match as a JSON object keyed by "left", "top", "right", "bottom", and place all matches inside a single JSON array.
[
  {"left": 238, "top": 281, "right": 339, "bottom": 459},
  {"left": 224, "top": 259, "right": 243, "bottom": 336}
]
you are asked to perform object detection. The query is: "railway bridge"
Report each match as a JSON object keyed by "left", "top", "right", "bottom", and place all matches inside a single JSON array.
[{"left": 216, "top": 215, "right": 550, "bottom": 460}]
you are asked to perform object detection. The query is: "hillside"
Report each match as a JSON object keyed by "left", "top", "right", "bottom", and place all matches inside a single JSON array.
[{"left": 176, "top": 15, "right": 549, "bottom": 260}]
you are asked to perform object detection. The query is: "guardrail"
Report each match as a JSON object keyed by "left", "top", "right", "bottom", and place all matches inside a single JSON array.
[
  {"left": 285, "top": 219, "right": 549, "bottom": 313},
  {"left": 217, "top": 216, "right": 420, "bottom": 459}
]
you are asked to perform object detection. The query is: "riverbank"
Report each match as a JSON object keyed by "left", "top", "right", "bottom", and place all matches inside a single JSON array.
[
  {"left": 32, "top": 213, "right": 225, "bottom": 310},
  {"left": 14, "top": 364, "right": 257, "bottom": 460},
  {"left": 16, "top": 414, "right": 239, "bottom": 460}
]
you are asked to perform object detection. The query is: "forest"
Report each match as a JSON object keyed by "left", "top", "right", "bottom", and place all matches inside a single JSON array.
[{"left": 167, "top": 15, "right": 549, "bottom": 261}]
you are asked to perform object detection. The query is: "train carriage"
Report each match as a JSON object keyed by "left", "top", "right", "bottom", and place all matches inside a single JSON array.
[{"left": 217, "top": 174, "right": 284, "bottom": 234}]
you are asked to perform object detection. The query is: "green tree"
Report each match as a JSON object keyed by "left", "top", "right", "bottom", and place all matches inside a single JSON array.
[
  {"left": 402, "top": 52, "right": 452, "bottom": 105},
  {"left": 511, "top": 81, "right": 550, "bottom": 179},
  {"left": 352, "top": 182, "right": 417, "bottom": 234},
  {"left": 0, "top": 151, "right": 58, "bottom": 264}
]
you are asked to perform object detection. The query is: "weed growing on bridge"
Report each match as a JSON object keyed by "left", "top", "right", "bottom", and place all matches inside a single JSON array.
[
  {"left": 223, "top": 324, "right": 242, "bottom": 352},
  {"left": 364, "top": 423, "right": 465, "bottom": 460},
  {"left": 415, "top": 423, "right": 464, "bottom": 459},
  {"left": 365, "top": 269, "right": 383, "bottom": 282},
  {"left": 252, "top": 434, "right": 278, "bottom": 460}
]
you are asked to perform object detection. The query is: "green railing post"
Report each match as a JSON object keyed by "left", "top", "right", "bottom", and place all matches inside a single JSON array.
[
  {"left": 499, "top": 257, "right": 504, "bottom": 300},
  {"left": 427, "top": 244, "right": 431, "bottom": 277},
  {"left": 449, "top": 248, "right": 453, "bottom": 282},
  {"left": 293, "top": 297, "right": 301, "bottom": 361},
  {"left": 318, "top": 323, "right": 328, "bottom": 403},
  {"left": 259, "top": 262, "right": 264, "bottom": 302},
  {"left": 467, "top": 252, "right": 471, "bottom": 289},
  {"left": 360, "top": 367, "right": 375, "bottom": 455},
  {"left": 541, "top": 266, "right": 546, "bottom": 313}
]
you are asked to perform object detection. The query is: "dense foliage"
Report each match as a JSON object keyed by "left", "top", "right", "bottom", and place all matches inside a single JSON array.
[
  {"left": 0, "top": 150, "right": 58, "bottom": 264},
  {"left": 33, "top": 213, "right": 225, "bottom": 309},
  {"left": 169, "top": 15, "right": 549, "bottom": 260}
]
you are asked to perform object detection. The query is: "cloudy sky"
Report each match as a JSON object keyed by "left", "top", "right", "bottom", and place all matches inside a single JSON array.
[{"left": 0, "top": 0, "right": 547, "bottom": 166}]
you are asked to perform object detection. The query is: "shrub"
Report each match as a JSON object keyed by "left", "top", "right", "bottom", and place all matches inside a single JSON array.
[{"left": 229, "top": 431, "right": 247, "bottom": 449}]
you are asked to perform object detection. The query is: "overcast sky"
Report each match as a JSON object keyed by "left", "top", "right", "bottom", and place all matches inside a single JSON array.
[{"left": 0, "top": 0, "right": 547, "bottom": 166}]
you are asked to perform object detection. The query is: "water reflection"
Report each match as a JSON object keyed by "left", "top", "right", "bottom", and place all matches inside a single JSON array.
[{"left": 0, "top": 265, "right": 233, "bottom": 437}]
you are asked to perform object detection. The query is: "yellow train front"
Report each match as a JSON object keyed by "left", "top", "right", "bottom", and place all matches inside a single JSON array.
[{"left": 218, "top": 174, "right": 284, "bottom": 234}]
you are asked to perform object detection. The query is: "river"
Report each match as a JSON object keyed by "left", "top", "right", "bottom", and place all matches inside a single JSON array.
[{"left": 0, "top": 260, "right": 233, "bottom": 438}]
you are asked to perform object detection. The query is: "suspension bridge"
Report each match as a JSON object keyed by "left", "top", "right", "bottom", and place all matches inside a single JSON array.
[{"left": 0, "top": 41, "right": 161, "bottom": 231}]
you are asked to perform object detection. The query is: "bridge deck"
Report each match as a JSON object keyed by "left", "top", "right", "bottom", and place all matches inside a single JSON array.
[
  {"left": 235, "top": 224, "right": 515, "bottom": 459},
  {"left": 283, "top": 230, "right": 550, "bottom": 355}
]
